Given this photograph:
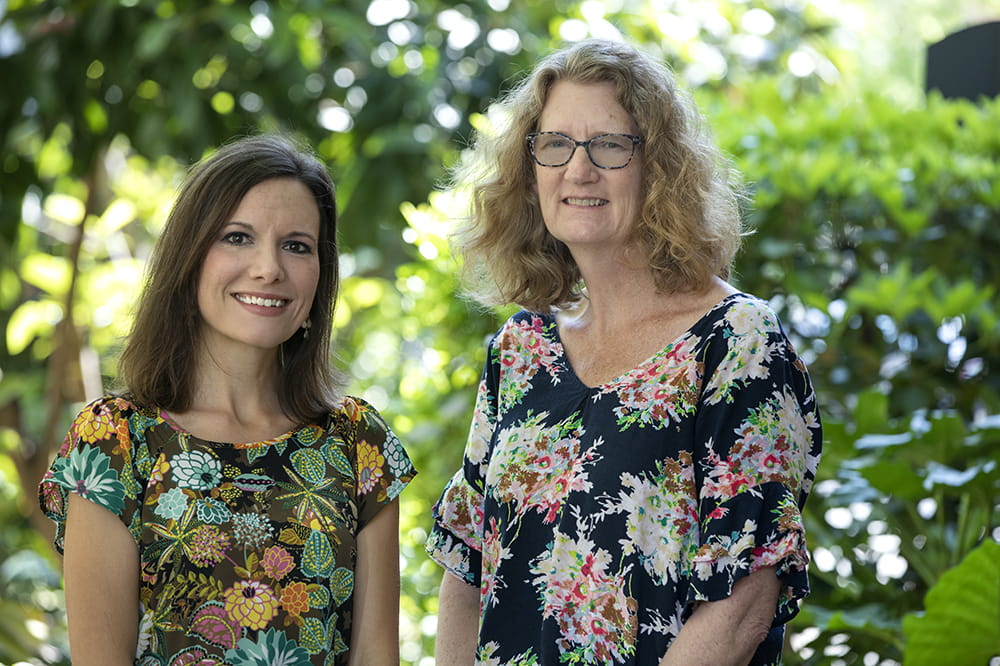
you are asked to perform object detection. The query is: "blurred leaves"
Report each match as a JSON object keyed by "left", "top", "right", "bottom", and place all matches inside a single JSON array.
[
  {"left": 901, "top": 540, "right": 1000, "bottom": 665},
  {"left": 2, "top": 0, "right": 1000, "bottom": 664}
]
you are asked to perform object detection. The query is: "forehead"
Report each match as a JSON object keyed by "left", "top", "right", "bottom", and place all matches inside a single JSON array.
[
  {"left": 229, "top": 179, "right": 320, "bottom": 226},
  {"left": 538, "top": 80, "right": 635, "bottom": 133}
]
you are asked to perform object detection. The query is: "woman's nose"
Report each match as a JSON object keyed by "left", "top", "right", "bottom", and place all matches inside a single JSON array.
[
  {"left": 250, "top": 247, "right": 285, "bottom": 281},
  {"left": 564, "top": 145, "right": 599, "bottom": 182}
]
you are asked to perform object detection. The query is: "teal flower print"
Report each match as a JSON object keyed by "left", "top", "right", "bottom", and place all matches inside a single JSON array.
[
  {"left": 50, "top": 444, "right": 126, "bottom": 514},
  {"left": 171, "top": 449, "right": 222, "bottom": 490},
  {"left": 224, "top": 628, "right": 311, "bottom": 666},
  {"left": 231, "top": 512, "right": 273, "bottom": 548},
  {"left": 196, "top": 497, "right": 231, "bottom": 524},
  {"left": 383, "top": 431, "right": 412, "bottom": 477},
  {"left": 155, "top": 487, "right": 189, "bottom": 520}
]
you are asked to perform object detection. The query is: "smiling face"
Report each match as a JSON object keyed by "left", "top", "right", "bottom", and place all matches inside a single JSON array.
[
  {"left": 196, "top": 178, "right": 321, "bottom": 357},
  {"left": 534, "top": 79, "right": 644, "bottom": 257}
]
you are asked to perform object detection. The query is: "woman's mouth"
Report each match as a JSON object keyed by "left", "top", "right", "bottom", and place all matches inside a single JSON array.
[
  {"left": 234, "top": 294, "right": 288, "bottom": 308},
  {"left": 564, "top": 197, "right": 609, "bottom": 207}
]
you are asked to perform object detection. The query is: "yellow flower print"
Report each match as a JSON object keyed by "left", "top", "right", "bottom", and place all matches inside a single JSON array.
[
  {"left": 73, "top": 404, "right": 119, "bottom": 443},
  {"left": 357, "top": 439, "right": 385, "bottom": 494},
  {"left": 223, "top": 580, "right": 279, "bottom": 630},
  {"left": 150, "top": 455, "right": 170, "bottom": 484}
]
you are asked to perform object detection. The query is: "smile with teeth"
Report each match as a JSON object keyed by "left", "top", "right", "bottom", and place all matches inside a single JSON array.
[
  {"left": 235, "top": 294, "right": 288, "bottom": 308},
  {"left": 565, "top": 197, "right": 608, "bottom": 206}
]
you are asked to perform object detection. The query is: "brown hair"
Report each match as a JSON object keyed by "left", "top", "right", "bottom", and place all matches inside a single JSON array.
[
  {"left": 453, "top": 38, "right": 745, "bottom": 312},
  {"left": 117, "top": 134, "right": 342, "bottom": 422}
]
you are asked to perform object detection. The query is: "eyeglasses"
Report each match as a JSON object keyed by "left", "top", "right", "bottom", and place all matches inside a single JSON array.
[{"left": 527, "top": 131, "right": 643, "bottom": 169}]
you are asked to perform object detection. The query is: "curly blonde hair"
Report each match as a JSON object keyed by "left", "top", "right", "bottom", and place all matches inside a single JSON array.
[{"left": 453, "top": 38, "right": 744, "bottom": 312}]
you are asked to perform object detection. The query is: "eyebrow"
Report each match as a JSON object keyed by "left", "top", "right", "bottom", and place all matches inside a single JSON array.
[{"left": 223, "top": 220, "right": 318, "bottom": 243}]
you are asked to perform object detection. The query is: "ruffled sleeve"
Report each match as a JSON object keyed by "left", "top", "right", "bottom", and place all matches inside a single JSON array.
[
  {"left": 688, "top": 297, "right": 822, "bottom": 624},
  {"left": 339, "top": 396, "right": 416, "bottom": 530},
  {"left": 37, "top": 395, "right": 147, "bottom": 553},
  {"left": 425, "top": 340, "right": 500, "bottom": 586}
]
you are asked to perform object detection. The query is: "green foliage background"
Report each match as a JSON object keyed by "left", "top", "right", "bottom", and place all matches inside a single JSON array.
[{"left": 1, "top": 1, "right": 999, "bottom": 664}]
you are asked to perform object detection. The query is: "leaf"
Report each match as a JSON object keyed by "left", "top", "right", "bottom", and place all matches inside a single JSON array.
[
  {"left": 299, "top": 616, "right": 329, "bottom": 655},
  {"left": 922, "top": 461, "right": 996, "bottom": 491},
  {"left": 855, "top": 433, "right": 912, "bottom": 450},
  {"left": 328, "top": 567, "right": 354, "bottom": 606},
  {"left": 902, "top": 540, "right": 1000, "bottom": 665},
  {"left": 290, "top": 448, "right": 327, "bottom": 485},
  {"left": 245, "top": 551, "right": 259, "bottom": 575},
  {"left": 187, "top": 601, "right": 241, "bottom": 650},
  {"left": 5, "top": 299, "right": 61, "bottom": 354},
  {"left": 301, "top": 530, "right": 334, "bottom": 579},
  {"left": 860, "top": 461, "right": 925, "bottom": 500},
  {"left": 322, "top": 440, "right": 354, "bottom": 479},
  {"left": 853, "top": 389, "right": 890, "bottom": 435},
  {"left": 279, "top": 527, "right": 306, "bottom": 546},
  {"left": 308, "top": 583, "right": 330, "bottom": 609}
]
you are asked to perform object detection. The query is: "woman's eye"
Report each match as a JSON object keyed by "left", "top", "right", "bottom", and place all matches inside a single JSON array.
[
  {"left": 221, "top": 231, "right": 251, "bottom": 245},
  {"left": 284, "top": 240, "right": 313, "bottom": 255}
]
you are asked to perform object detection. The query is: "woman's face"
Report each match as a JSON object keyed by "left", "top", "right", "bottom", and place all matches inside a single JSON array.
[
  {"left": 197, "top": 177, "right": 321, "bottom": 356},
  {"left": 533, "top": 79, "right": 644, "bottom": 257}
]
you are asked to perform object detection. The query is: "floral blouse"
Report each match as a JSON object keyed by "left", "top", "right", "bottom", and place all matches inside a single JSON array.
[
  {"left": 426, "top": 293, "right": 822, "bottom": 665},
  {"left": 39, "top": 394, "right": 415, "bottom": 666}
]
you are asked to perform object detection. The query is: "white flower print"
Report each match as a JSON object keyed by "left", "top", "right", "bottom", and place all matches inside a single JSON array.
[
  {"left": 171, "top": 449, "right": 222, "bottom": 490},
  {"left": 602, "top": 453, "right": 700, "bottom": 585}
]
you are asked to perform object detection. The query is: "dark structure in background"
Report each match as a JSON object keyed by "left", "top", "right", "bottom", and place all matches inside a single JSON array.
[{"left": 926, "top": 21, "right": 1000, "bottom": 100}]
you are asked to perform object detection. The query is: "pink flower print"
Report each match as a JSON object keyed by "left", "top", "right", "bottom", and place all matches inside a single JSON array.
[
  {"left": 531, "top": 530, "right": 636, "bottom": 662},
  {"left": 262, "top": 545, "right": 295, "bottom": 580}
]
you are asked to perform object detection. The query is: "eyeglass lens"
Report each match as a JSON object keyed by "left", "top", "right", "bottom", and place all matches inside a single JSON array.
[{"left": 530, "top": 132, "right": 637, "bottom": 168}]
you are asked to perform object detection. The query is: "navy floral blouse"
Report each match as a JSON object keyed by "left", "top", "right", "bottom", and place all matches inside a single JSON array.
[
  {"left": 427, "top": 293, "right": 822, "bottom": 665},
  {"left": 39, "top": 394, "right": 415, "bottom": 666}
]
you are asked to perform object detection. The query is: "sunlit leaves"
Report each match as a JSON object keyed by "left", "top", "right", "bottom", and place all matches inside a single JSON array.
[
  {"left": 41, "top": 193, "right": 86, "bottom": 226},
  {"left": 6, "top": 299, "right": 61, "bottom": 355},
  {"left": 91, "top": 199, "right": 137, "bottom": 236},
  {"left": 20, "top": 254, "right": 71, "bottom": 297},
  {"left": 902, "top": 540, "right": 1000, "bottom": 665},
  {"left": 1, "top": 2, "right": 999, "bottom": 664}
]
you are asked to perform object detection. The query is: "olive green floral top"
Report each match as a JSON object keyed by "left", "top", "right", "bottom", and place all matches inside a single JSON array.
[{"left": 39, "top": 394, "right": 415, "bottom": 666}]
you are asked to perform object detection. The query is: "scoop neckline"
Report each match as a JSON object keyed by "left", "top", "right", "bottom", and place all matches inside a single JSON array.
[{"left": 156, "top": 409, "right": 303, "bottom": 448}]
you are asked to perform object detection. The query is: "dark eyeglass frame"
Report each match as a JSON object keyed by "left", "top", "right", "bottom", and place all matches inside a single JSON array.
[{"left": 526, "top": 131, "right": 644, "bottom": 169}]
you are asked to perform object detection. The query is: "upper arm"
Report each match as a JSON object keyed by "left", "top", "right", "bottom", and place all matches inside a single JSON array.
[
  {"left": 661, "top": 566, "right": 781, "bottom": 666},
  {"left": 347, "top": 498, "right": 401, "bottom": 666},
  {"left": 435, "top": 570, "right": 480, "bottom": 666},
  {"left": 692, "top": 565, "right": 781, "bottom": 632},
  {"left": 63, "top": 493, "right": 140, "bottom": 666}
]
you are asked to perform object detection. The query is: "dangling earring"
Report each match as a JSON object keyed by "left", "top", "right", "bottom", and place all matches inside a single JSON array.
[{"left": 301, "top": 318, "right": 312, "bottom": 339}]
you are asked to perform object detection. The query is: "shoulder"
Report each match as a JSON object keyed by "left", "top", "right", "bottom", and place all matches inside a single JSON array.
[
  {"left": 67, "top": 394, "right": 146, "bottom": 442},
  {"left": 326, "top": 396, "right": 392, "bottom": 437},
  {"left": 492, "top": 309, "right": 558, "bottom": 344},
  {"left": 78, "top": 393, "right": 142, "bottom": 417},
  {"left": 708, "top": 293, "right": 787, "bottom": 338},
  {"left": 330, "top": 395, "right": 381, "bottom": 420}
]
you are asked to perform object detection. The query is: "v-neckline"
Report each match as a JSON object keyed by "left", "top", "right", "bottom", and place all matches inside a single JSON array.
[{"left": 548, "top": 292, "right": 744, "bottom": 390}]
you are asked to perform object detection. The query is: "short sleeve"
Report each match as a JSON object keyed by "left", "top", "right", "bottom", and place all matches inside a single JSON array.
[
  {"left": 688, "top": 298, "right": 822, "bottom": 624},
  {"left": 426, "top": 344, "right": 499, "bottom": 585},
  {"left": 340, "top": 397, "right": 417, "bottom": 530},
  {"left": 37, "top": 395, "right": 146, "bottom": 553}
]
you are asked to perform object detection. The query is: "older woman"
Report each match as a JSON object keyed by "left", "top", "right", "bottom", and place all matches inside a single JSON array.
[{"left": 427, "top": 39, "right": 822, "bottom": 665}]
